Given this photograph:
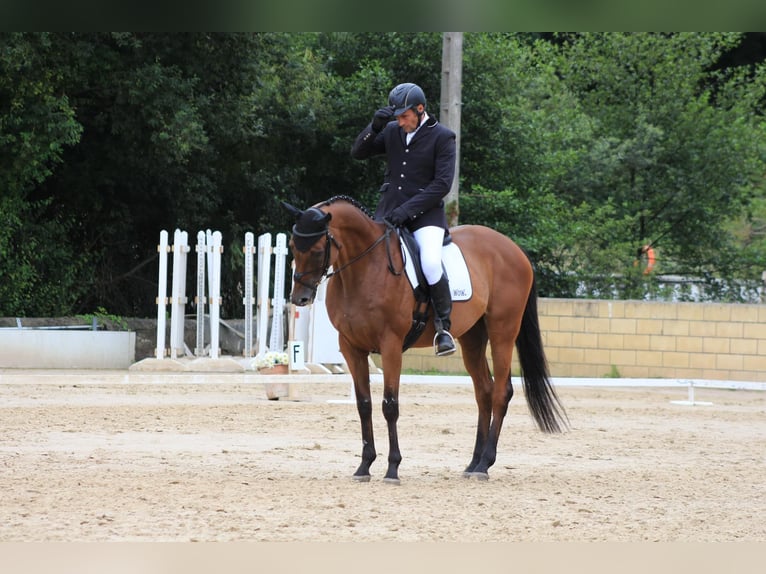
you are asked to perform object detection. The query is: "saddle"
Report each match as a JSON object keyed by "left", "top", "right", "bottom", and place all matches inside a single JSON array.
[{"left": 395, "top": 227, "right": 472, "bottom": 351}]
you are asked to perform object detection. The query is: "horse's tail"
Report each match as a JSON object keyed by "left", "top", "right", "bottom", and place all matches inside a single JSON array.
[{"left": 515, "top": 277, "right": 569, "bottom": 433}]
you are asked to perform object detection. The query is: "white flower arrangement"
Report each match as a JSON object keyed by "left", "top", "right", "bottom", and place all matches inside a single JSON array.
[{"left": 253, "top": 351, "right": 289, "bottom": 370}]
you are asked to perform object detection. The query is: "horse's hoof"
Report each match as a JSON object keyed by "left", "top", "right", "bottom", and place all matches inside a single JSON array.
[
  {"left": 383, "top": 477, "right": 401, "bottom": 486},
  {"left": 463, "top": 471, "right": 489, "bottom": 481},
  {"left": 352, "top": 474, "right": 371, "bottom": 483}
]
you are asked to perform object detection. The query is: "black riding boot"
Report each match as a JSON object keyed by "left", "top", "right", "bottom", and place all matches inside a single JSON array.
[{"left": 429, "top": 274, "right": 456, "bottom": 356}]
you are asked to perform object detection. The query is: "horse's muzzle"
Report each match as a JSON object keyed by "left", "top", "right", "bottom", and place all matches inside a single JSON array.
[{"left": 290, "top": 289, "right": 316, "bottom": 307}]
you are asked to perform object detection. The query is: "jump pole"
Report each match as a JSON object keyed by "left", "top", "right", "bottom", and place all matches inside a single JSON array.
[
  {"left": 257, "top": 233, "right": 272, "bottom": 357},
  {"left": 194, "top": 231, "right": 207, "bottom": 356},
  {"left": 206, "top": 230, "right": 222, "bottom": 359},
  {"left": 269, "top": 233, "right": 287, "bottom": 352},
  {"left": 243, "top": 232, "right": 255, "bottom": 358},
  {"left": 169, "top": 229, "right": 189, "bottom": 359},
  {"left": 155, "top": 230, "right": 169, "bottom": 359}
]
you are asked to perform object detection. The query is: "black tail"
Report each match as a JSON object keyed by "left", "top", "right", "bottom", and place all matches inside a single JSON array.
[{"left": 515, "top": 278, "right": 569, "bottom": 433}]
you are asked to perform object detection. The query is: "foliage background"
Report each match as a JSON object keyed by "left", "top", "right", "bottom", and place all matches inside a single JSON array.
[{"left": 2, "top": 32, "right": 765, "bottom": 317}]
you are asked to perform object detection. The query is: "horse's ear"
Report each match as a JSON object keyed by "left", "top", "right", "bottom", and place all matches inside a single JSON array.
[{"left": 281, "top": 201, "right": 304, "bottom": 221}]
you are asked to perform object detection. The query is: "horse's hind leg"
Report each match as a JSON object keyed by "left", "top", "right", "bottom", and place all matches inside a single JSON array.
[
  {"left": 468, "top": 316, "right": 518, "bottom": 479},
  {"left": 458, "top": 319, "right": 493, "bottom": 476}
]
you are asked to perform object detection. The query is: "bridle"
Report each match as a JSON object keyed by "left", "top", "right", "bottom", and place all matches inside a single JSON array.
[{"left": 292, "top": 221, "right": 402, "bottom": 297}]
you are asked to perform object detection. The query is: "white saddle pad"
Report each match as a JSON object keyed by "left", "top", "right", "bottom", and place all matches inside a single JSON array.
[{"left": 401, "top": 240, "right": 472, "bottom": 301}]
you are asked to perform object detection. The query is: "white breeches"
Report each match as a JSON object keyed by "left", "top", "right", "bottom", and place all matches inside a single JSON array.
[{"left": 413, "top": 226, "right": 445, "bottom": 285}]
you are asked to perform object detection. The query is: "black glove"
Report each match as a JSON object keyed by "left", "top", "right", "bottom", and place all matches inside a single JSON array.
[
  {"left": 384, "top": 207, "right": 409, "bottom": 227},
  {"left": 371, "top": 106, "right": 395, "bottom": 133}
]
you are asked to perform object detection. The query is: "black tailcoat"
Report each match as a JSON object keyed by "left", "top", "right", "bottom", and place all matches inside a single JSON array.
[{"left": 351, "top": 115, "right": 456, "bottom": 231}]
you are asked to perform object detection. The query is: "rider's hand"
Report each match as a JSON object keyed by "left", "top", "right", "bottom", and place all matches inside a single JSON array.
[
  {"left": 384, "top": 207, "right": 409, "bottom": 227},
  {"left": 371, "top": 106, "right": 395, "bottom": 133}
]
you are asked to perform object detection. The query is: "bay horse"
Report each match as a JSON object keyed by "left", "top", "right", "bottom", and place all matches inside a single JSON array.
[{"left": 283, "top": 195, "right": 567, "bottom": 483}]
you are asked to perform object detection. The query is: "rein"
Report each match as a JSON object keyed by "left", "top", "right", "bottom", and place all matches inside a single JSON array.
[
  {"left": 328, "top": 224, "right": 402, "bottom": 279},
  {"left": 293, "top": 222, "right": 402, "bottom": 294}
]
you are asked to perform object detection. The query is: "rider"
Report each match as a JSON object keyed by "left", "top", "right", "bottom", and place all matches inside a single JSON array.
[{"left": 351, "top": 82, "right": 457, "bottom": 356}]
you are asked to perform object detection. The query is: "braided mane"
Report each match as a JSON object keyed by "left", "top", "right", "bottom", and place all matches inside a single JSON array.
[{"left": 321, "top": 195, "right": 374, "bottom": 219}]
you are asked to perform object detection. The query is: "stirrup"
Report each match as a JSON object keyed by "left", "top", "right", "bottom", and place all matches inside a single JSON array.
[{"left": 433, "top": 330, "right": 456, "bottom": 356}]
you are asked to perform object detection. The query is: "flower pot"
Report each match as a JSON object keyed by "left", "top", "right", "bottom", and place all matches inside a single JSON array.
[
  {"left": 259, "top": 364, "right": 289, "bottom": 375},
  {"left": 260, "top": 364, "right": 289, "bottom": 399}
]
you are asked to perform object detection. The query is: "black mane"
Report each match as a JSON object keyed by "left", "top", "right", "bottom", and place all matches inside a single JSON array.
[{"left": 322, "top": 195, "right": 374, "bottom": 219}]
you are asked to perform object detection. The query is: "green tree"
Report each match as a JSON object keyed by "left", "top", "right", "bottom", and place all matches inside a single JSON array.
[
  {"left": 552, "top": 33, "right": 766, "bottom": 294},
  {"left": 15, "top": 33, "right": 338, "bottom": 316},
  {"left": 460, "top": 33, "right": 766, "bottom": 300},
  {"left": 3, "top": 32, "right": 766, "bottom": 317},
  {"left": 0, "top": 33, "right": 84, "bottom": 315},
  {"left": 458, "top": 34, "right": 613, "bottom": 296}
]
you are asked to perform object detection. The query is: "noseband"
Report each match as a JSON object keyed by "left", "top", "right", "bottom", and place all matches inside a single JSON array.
[{"left": 291, "top": 225, "right": 339, "bottom": 294}]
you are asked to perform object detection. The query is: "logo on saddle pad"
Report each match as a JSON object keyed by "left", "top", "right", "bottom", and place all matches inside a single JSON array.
[{"left": 401, "top": 240, "right": 472, "bottom": 301}]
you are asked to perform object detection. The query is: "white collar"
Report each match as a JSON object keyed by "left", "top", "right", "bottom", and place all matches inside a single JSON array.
[{"left": 406, "top": 111, "right": 429, "bottom": 145}]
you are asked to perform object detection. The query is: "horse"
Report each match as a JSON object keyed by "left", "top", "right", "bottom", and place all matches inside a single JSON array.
[{"left": 282, "top": 195, "right": 568, "bottom": 483}]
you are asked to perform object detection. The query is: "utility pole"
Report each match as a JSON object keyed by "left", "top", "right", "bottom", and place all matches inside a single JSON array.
[{"left": 440, "top": 32, "right": 463, "bottom": 227}]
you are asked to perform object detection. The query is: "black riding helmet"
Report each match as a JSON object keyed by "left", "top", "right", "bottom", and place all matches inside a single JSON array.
[{"left": 388, "top": 82, "right": 426, "bottom": 117}]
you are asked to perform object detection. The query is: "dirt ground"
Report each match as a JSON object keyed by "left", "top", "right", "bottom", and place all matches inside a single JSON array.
[{"left": 0, "top": 369, "right": 764, "bottom": 542}]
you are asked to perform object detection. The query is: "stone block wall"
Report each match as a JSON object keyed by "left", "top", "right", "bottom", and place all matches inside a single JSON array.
[{"left": 393, "top": 299, "right": 766, "bottom": 382}]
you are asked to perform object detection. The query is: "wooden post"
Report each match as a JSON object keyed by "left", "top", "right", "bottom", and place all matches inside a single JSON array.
[{"left": 441, "top": 32, "right": 463, "bottom": 228}]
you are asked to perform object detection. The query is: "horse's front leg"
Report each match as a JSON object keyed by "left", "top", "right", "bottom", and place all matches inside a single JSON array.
[
  {"left": 379, "top": 339, "right": 404, "bottom": 484},
  {"left": 339, "top": 335, "right": 376, "bottom": 481}
]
